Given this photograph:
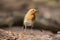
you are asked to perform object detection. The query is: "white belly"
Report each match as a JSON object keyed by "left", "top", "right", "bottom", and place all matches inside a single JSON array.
[{"left": 24, "top": 20, "right": 34, "bottom": 26}]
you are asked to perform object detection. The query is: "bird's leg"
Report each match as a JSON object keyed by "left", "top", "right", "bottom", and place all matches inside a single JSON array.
[
  {"left": 31, "top": 27, "right": 32, "bottom": 34},
  {"left": 24, "top": 25, "right": 27, "bottom": 33},
  {"left": 31, "top": 25, "right": 33, "bottom": 34}
]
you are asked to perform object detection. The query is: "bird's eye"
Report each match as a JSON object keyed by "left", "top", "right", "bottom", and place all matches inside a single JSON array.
[{"left": 33, "top": 10, "right": 34, "bottom": 11}]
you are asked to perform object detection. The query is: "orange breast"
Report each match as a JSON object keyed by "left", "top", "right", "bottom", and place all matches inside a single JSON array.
[{"left": 25, "top": 14, "right": 34, "bottom": 20}]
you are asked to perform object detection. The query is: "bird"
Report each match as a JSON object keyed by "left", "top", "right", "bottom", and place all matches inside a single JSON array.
[{"left": 23, "top": 8, "right": 37, "bottom": 33}]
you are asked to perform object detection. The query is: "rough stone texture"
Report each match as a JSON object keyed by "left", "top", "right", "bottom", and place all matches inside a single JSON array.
[{"left": 0, "top": 28, "right": 60, "bottom": 40}]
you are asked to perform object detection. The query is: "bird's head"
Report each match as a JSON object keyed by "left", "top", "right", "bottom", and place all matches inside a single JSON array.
[{"left": 28, "top": 8, "right": 37, "bottom": 15}]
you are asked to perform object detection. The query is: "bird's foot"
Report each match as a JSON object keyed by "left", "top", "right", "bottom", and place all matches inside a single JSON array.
[{"left": 30, "top": 28, "right": 34, "bottom": 34}]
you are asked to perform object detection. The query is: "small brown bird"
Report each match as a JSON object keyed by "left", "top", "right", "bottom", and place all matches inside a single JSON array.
[{"left": 23, "top": 8, "right": 37, "bottom": 33}]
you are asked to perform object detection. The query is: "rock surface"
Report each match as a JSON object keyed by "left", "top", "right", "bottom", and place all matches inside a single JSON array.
[{"left": 0, "top": 28, "right": 60, "bottom": 40}]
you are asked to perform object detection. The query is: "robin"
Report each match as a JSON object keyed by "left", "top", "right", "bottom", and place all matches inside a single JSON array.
[{"left": 23, "top": 8, "right": 37, "bottom": 33}]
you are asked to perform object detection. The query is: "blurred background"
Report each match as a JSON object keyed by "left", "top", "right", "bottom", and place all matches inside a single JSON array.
[{"left": 0, "top": 0, "right": 60, "bottom": 33}]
